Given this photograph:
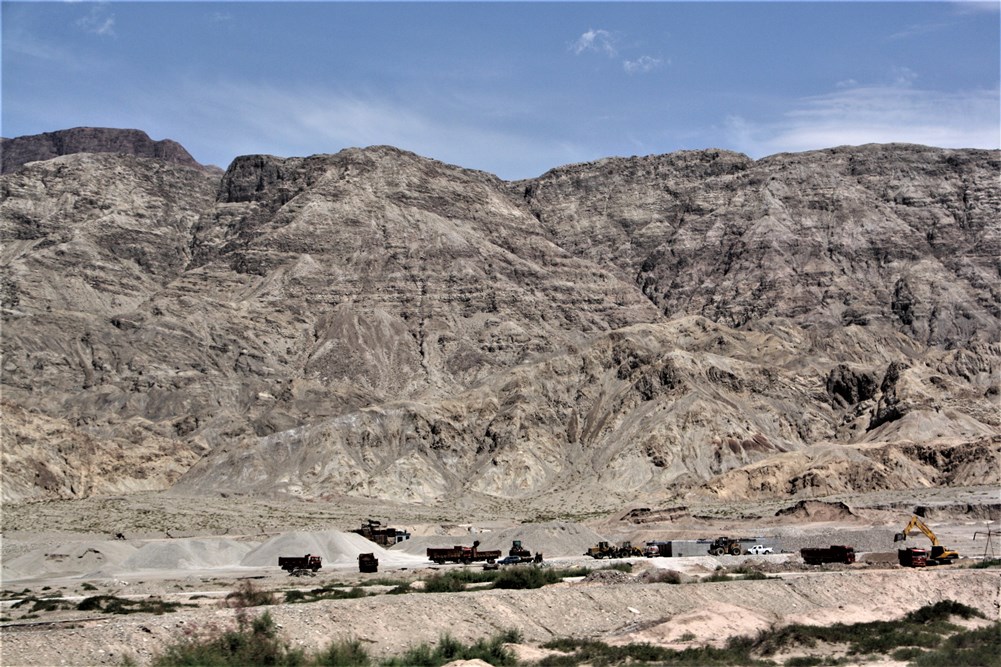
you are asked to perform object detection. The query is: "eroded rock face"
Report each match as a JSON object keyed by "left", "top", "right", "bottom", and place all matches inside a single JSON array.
[
  {"left": 0, "top": 127, "right": 211, "bottom": 174},
  {"left": 521, "top": 144, "right": 1001, "bottom": 347},
  {"left": 2, "top": 137, "right": 999, "bottom": 505}
]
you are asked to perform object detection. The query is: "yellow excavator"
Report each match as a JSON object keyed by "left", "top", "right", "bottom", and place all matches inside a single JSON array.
[{"left": 894, "top": 516, "right": 959, "bottom": 565}]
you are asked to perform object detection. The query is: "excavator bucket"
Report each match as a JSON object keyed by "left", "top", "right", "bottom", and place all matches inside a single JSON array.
[{"left": 894, "top": 532, "right": 906, "bottom": 542}]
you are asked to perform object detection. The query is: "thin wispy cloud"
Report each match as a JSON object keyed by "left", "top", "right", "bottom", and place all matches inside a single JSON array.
[
  {"left": 725, "top": 85, "right": 1000, "bottom": 157},
  {"left": 150, "top": 81, "right": 588, "bottom": 178},
  {"left": 572, "top": 29, "right": 617, "bottom": 57},
  {"left": 888, "top": 21, "right": 950, "bottom": 40},
  {"left": 76, "top": 5, "right": 115, "bottom": 37}
]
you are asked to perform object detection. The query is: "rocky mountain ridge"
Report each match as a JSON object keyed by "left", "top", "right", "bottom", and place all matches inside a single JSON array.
[
  {"left": 0, "top": 127, "right": 216, "bottom": 174},
  {"left": 2, "top": 131, "right": 998, "bottom": 507}
]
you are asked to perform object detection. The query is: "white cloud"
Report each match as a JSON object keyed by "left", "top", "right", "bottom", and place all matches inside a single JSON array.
[
  {"left": 572, "top": 29, "right": 617, "bottom": 57},
  {"left": 76, "top": 5, "right": 115, "bottom": 37},
  {"left": 623, "top": 56, "right": 663, "bottom": 74},
  {"left": 725, "top": 85, "right": 1000, "bottom": 157}
]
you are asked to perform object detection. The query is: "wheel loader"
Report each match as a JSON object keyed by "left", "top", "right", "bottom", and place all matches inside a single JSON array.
[{"left": 708, "top": 536, "right": 742, "bottom": 556}]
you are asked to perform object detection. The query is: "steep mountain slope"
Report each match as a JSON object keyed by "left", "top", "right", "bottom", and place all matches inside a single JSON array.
[
  {"left": 1, "top": 137, "right": 998, "bottom": 505},
  {"left": 520, "top": 145, "right": 1000, "bottom": 346}
]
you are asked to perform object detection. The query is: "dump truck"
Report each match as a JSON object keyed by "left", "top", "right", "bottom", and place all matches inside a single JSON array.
[
  {"left": 426, "top": 540, "right": 502, "bottom": 565},
  {"left": 893, "top": 516, "right": 958, "bottom": 565},
  {"left": 898, "top": 547, "right": 929, "bottom": 568},
  {"left": 358, "top": 553, "right": 379, "bottom": 573},
  {"left": 278, "top": 554, "right": 322, "bottom": 575},
  {"left": 800, "top": 545, "right": 856, "bottom": 565}
]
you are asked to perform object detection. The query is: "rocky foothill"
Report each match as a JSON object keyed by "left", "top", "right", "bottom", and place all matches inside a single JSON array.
[{"left": 1, "top": 128, "right": 999, "bottom": 510}]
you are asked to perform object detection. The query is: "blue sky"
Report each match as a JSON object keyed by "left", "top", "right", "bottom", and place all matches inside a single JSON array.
[{"left": 2, "top": 1, "right": 998, "bottom": 179}]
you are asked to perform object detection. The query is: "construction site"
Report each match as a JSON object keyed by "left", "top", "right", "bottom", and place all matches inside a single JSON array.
[{"left": 1, "top": 486, "right": 997, "bottom": 666}]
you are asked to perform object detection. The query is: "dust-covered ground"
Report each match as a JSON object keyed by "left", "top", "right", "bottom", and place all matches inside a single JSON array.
[{"left": 1, "top": 485, "right": 998, "bottom": 666}]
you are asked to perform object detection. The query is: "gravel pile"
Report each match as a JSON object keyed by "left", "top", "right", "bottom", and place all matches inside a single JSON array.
[
  {"left": 2, "top": 540, "right": 139, "bottom": 580},
  {"left": 581, "top": 569, "right": 637, "bottom": 584},
  {"left": 118, "top": 538, "right": 254, "bottom": 572}
]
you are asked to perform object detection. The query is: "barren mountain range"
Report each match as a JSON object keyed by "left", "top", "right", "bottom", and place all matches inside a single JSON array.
[{"left": 2, "top": 128, "right": 998, "bottom": 508}]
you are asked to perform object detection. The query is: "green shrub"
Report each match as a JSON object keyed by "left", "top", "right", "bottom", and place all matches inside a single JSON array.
[
  {"left": 381, "top": 631, "right": 519, "bottom": 667},
  {"left": 701, "top": 572, "right": 733, "bottom": 583},
  {"left": 538, "top": 636, "right": 770, "bottom": 666},
  {"left": 968, "top": 558, "right": 1001, "bottom": 569},
  {"left": 356, "top": 578, "right": 410, "bottom": 588},
  {"left": 311, "top": 638, "right": 371, "bottom": 666},
  {"left": 911, "top": 623, "right": 1001, "bottom": 667},
  {"left": 421, "top": 573, "right": 467, "bottom": 593},
  {"left": 904, "top": 600, "right": 984, "bottom": 624},
  {"left": 492, "top": 567, "right": 563, "bottom": 590},
  {"left": 12, "top": 596, "right": 78, "bottom": 613},
  {"left": 152, "top": 611, "right": 305, "bottom": 667},
  {"left": 225, "top": 580, "right": 276, "bottom": 608},
  {"left": 76, "top": 595, "right": 186, "bottom": 615},
  {"left": 749, "top": 600, "right": 986, "bottom": 658}
]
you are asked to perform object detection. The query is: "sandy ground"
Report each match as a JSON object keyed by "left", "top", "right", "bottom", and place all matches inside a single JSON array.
[{"left": 1, "top": 485, "right": 998, "bottom": 666}]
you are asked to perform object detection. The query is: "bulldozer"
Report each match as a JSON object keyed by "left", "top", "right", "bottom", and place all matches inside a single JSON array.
[
  {"left": 708, "top": 536, "right": 743, "bottom": 556},
  {"left": 894, "top": 516, "right": 958, "bottom": 565}
]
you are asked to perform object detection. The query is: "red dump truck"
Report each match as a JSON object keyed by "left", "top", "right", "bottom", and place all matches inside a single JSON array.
[
  {"left": 278, "top": 554, "right": 322, "bottom": 574},
  {"left": 426, "top": 540, "right": 502, "bottom": 565},
  {"left": 898, "top": 547, "right": 929, "bottom": 568},
  {"left": 800, "top": 545, "right": 856, "bottom": 565}
]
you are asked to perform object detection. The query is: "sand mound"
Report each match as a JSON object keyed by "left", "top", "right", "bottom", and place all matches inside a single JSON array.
[
  {"left": 608, "top": 602, "right": 775, "bottom": 647},
  {"left": 775, "top": 500, "right": 855, "bottom": 522},
  {"left": 118, "top": 538, "right": 254, "bottom": 572},
  {"left": 242, "top": 530, "right": 426, "bottom": 568},
  {"left": 2, "top": 540, "right": 138, "bottom": 580},
  {"left": 391, "top": 522, "right": 608, "bottom": 558}
]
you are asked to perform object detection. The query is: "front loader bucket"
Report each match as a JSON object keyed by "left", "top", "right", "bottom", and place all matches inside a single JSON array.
[{"left": 894, "top": 532, "right": 906, "bottom": 542}]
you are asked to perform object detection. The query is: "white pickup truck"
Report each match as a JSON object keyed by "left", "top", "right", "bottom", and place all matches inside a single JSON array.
[{"left": 746, "top": 544, "right": 774, "bottom": 555}]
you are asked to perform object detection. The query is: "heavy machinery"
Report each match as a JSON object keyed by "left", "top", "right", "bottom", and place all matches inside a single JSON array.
[
  {"left": 586, "top": 541, "right": 618, "bottom": 559},
  {"left": 898, "top": 547, "right": 929, "bottom": 568},
  {"left": 585, "top": 541, "right": 642, "bottom": 559},
  {"left": 426, "top": 540, "right": 502, "bottom": 565},
  {"left": 358, "top": 553, "right": 379, "bottom": 573},
  {"left": 708, "top": 537, "right": 742, "bottom": 556},
  {"left": 800, "top": 545, "right": 856, "bottom": 565},
  {"left": 617, "top": 541, "right": 644, "bottom": 557},
  {"left": 351, "top": 519, "right": 411, "bottom": 546},
  {"left": 894, "top": 516, "right": 959, "bottom": 565},
  {"left": 645, "top": 541, "right": 670, "bottom": 557},
  {"left": 278, "top": 554, "right": 322, "bottom": 575},
  {"left": 509, "top": 540, "right": 532, "bottom": 560}
]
